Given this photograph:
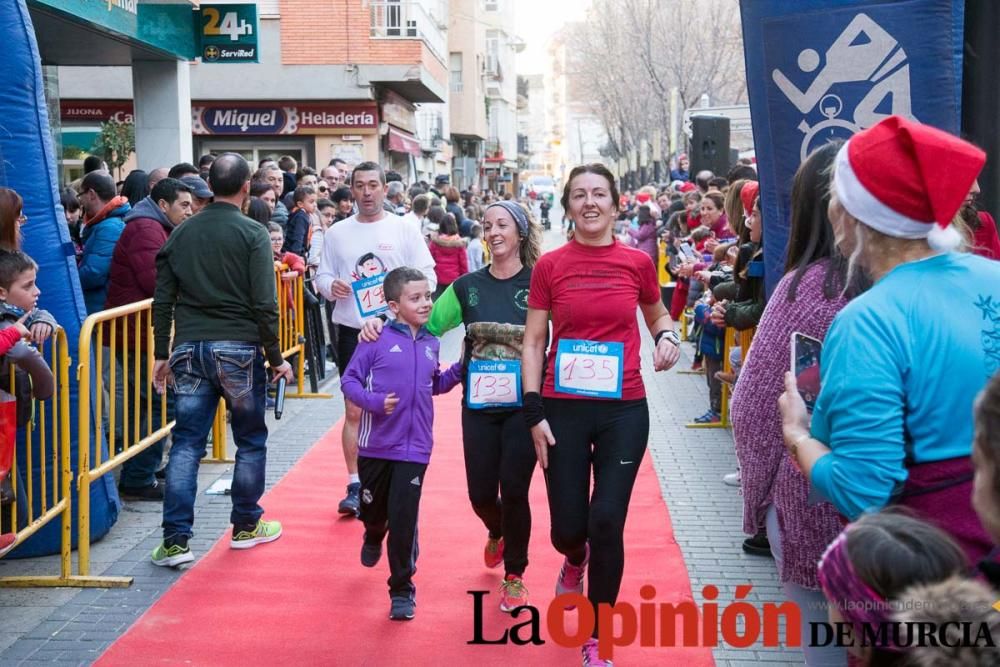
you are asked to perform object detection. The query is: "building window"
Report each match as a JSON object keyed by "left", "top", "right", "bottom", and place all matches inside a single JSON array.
[
  {"left": 484, "top": 0, "right": 499, "bottom": 10},
  {"left": 450, "top": 52, "right": 463, "bottom": 93}
]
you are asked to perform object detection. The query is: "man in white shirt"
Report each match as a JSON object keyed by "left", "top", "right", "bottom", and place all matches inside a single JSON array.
[
  {"left": 400, "top": 193, "right": 430, "bottom": 237},
  {"left": 315, "top": 162, "right": 437, "bottom": 517}
]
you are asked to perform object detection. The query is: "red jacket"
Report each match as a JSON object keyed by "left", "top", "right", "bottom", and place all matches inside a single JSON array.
[
  {"left": 429, "top": 234, "right": 468, "bottom": 286},
  {"left": 103, "top": 200, "right": 175, "bottom": 348}
]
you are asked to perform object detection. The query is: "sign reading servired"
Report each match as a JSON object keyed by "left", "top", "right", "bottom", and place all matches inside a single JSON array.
[
  {"left": 191, "top": 103, "right": 379, "bottom": 135},
  {"left": 199, "top": 4, "right": 259, "bottom": 63}
]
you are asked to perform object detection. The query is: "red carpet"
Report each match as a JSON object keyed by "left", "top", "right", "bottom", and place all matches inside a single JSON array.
[{"left": 98, "top": 395, "right": 714, "bottom": 666}]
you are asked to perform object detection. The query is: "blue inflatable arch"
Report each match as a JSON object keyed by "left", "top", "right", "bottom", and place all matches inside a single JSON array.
[{"left": 1, "top": 1, "right": 119, "bottom": 557}]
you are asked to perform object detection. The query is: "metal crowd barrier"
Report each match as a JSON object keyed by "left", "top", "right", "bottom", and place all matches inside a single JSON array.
[
  {"left": 0, "top": 328, "right": 75, "bottom": 587},
  {"left": 275, "top": 266, "right": 329, "bottom": 399},
  {"left": 685, "top": 325, "right": 756, "bottom": 430},
  {"left": 2, "top": 268, "right": 332, "bottom": 588}
]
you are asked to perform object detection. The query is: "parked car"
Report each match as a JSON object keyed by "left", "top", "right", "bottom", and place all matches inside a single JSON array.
[{"left": 528, "top": 175, "right": 556, "bottom": 202}]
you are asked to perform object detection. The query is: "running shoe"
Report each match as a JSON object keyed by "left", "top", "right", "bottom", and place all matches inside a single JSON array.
[
  {"left": 555, "top": 543, "right": 589, "bottom": 599},
  {"left": 582, "top": 638, "right": 613, "bottom": 666},
  {"left": 361, "top": 539, "right": 382, "bottom": 567},
  {"left": 230, "top": 519, "right": 283, "bottom": 549},
  {"left": 693, "top": 410, "right": 721, "bottom": 424},
  {"left": 499, "top": 574, "right": 528, "bottom": 613},
  {"left": 389, "top": 594, "right": 416, "bottom": 621},
  {"left": 484, "top": 536, "right": 504, "bottom": 569},
  {"left": 689, "top": 360, "right": 703, "bottom": 372},
  {"left": 151, "top": 536, "right": 195, "bottom": 567},
  {"left": 338, "top": 482, "right": 361, "bottom": 517}
]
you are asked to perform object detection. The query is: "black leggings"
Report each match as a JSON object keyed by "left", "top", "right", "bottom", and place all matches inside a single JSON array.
[
  {"left": 543, "top": 398, "right": 649, "bottom": 628},
  {"left": 461, "top": 407, "right": 537, "bottom": 576}
]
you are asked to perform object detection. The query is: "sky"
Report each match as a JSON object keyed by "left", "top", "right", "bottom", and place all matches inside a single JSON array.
[{"left": 514, "top": 0, "right": 592, "bottom": 75}]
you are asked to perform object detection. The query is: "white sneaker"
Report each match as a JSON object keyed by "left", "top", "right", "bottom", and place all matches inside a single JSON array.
[{"left": 723, "top": 471, "right": 741, "bottom": 487}]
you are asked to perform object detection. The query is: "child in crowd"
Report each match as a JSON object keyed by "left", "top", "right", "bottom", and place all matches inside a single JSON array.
[
  {"left": 972, "top": 371, "right": 1000, "bottom": 586},
  {"left": 269, "top": 223, "right": 305, "bottom": 334},
  {"left": 0, "top": 250, "right": 55, "bottom": 556},
  {"left": 817, "top": 510, "right": 993, "bottom": 666},
  {"left": 428, "top": 215, "right": 468, "bottom": 299},
  {"left": 466, "top": 223, "right": 485, "bottom": 272},
  {"left": 692, "top": 291, "right": 725, "bottom": 424},
  {"left": 307, "top": 198, "right": 336, "bottom": 274},
  {"left": 340, "top": 267, "right": 462, "bottom": 621},
  {"left": 282, "top": 184, "right": 317, "bottom": 257}
]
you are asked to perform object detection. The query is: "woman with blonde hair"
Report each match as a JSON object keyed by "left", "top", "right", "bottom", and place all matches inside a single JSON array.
[{"left": 361, "top": 200, "right": 543, "bottom": 613}]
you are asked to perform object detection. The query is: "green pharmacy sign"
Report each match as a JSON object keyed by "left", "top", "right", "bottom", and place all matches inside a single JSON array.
[{"left": 199, "top": 4, "right": 258, "bottom": 63}]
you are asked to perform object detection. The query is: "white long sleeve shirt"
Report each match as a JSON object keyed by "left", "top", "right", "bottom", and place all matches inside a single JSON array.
[{"left": 315, "top": 211, "right": 437, "bottom": 329}]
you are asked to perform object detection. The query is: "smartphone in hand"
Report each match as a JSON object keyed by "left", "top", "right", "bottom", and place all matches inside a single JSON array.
[{"left": 790, "top": 332, "right": 822, "bottom": 413}]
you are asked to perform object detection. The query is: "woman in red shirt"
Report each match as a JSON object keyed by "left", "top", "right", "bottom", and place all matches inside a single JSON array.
[{"left": 521, "top": 163, "right": 681, "bottom": 666}]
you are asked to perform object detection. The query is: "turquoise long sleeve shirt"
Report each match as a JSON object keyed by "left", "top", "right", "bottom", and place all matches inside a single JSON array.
[{"left": 810, "top": 252, "right": 1000, "bottom": 519}]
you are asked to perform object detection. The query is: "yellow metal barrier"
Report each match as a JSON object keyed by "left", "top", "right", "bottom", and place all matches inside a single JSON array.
[
  {"left": 739, "top": 327, "right": 755, "bottom": 365},
  {"left": 686, "top": 326, "right": 734, "bottom": 429},
  {"left": 0, "top": 328, "right": 77, "bottom": 588},
  {"left": 76, "top": 300, "right": 171, "bottom": 586},
  {"left": 277, "top": 267, "right": 330, "bottom": 400},
  {"left": 207, "top": 267, "right": 331, "bottom": 461}
]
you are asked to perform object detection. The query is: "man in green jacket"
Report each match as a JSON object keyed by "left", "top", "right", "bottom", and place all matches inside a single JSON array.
[{"left": 150, "top": 153, "right": 294, "bottom": 567}]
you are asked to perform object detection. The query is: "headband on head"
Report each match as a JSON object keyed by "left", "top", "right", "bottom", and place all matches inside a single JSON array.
[
  {"left": 817, "top": 529, "right": 902, "bottom": 652},
  {"left": 487, "top": 201, "right": 529, "bottom": 237}
]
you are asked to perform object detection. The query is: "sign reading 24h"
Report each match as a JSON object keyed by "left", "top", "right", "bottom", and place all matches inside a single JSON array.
[{"left": 199, "top": 4, "right": 259, "bottom": 63}]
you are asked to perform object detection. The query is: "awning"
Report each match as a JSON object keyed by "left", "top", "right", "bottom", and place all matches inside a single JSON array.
[{"left": 387, "top": 127, "right": 422, "bottom": 157}]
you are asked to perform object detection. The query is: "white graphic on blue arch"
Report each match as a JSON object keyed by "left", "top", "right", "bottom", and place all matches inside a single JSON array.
[
  {"left": 771, "top": 13, "right": 917, "bottom": 162},
  {"left": 743, "top": 0, "right": 963, "bottom": 295},
  {"left": 555, "top": 339, "right": 624, "bottom": 399},
  {"left": 467, "top": 359, "right": 522, "bottom": 409}
]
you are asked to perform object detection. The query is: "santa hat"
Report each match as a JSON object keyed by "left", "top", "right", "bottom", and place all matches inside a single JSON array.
[
  {"left": 740, "top": 180, "right": 760, "bottom": 217},
  {"left": 833, "top": 115, "right": 985, "bottom": 251}
]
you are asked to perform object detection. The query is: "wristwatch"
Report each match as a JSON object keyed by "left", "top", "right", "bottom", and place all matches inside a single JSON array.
[{"left": 656, "top": 330, "right": 681, "bottom": 347}]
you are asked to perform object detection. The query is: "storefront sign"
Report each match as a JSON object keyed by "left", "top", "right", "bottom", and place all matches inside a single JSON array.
[
  {"left": 380, "top": 91, "right": 417, "bottom": 134},
  {"left": 30, "top": 0, "right": 197, "bottom": 59},
  {"left": 387, "top": 127, "right": 422, "bottom": 157},
  {"left": 191, "top": 103, "right": 379, "bottom": 135},
  {"left": 60, "top": 100, "right": 134, "bottom": 124},
  {"left": 199, "top": 4, "right": 259, "bottom": 63}
]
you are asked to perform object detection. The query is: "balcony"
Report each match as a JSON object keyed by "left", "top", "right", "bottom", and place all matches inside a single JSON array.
[
  {"left": 485, "top": 139, "right": 504, "bottom": 161},
  {"left": 369, "top": 1, "right": 447, "bottom": 63}
]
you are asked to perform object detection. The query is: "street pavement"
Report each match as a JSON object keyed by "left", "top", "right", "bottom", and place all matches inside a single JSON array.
[{"left": 0, "top": 212, "right": 802, "bottom": 665}]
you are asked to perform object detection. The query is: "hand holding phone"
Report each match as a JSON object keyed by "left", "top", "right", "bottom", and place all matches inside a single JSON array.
[{"left": 790, "top": 332, "right": 822, "bottom": 412}]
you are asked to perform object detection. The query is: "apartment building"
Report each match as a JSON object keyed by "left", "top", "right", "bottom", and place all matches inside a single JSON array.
[{"left": 54, "top": 0, "right": 450, "bottom": 181}]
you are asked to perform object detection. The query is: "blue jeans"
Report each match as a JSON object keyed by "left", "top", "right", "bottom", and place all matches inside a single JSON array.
[{"left": 162, "top": 341, "right": 268, "bottom": 540}]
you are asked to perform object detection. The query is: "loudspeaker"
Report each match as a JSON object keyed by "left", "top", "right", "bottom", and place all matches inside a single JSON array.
[{"left": 689, "top": 115, "right": 731, "bottom": 178}]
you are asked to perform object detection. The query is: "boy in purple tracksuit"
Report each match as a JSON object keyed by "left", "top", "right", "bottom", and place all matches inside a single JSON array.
[{"left": 340, "top": 267, "right": 462, "bottom": 621}]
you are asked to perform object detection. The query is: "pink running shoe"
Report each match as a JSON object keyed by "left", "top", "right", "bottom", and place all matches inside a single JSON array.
[
  {"left": 484, "top": 536, "right": 504, "bottom": 569},
  {"left": 555, "top": 543, "right": 590, "bottom": 599},
  {"left": 498, "top": 574, "right": 528, "bottom": 612},
  {"left": 581, "top": 637, "right": 612, "bottom": 666}
]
